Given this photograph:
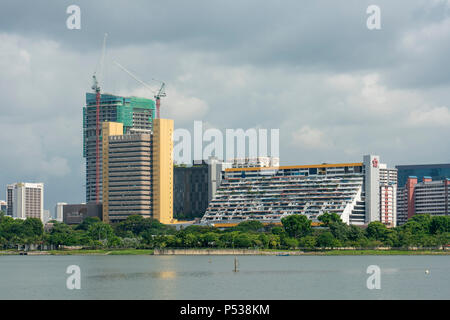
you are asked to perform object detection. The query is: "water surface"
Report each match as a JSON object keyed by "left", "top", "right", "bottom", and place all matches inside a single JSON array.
[{"left": 0, "top": 255, "right": 448, "bottom": 299}]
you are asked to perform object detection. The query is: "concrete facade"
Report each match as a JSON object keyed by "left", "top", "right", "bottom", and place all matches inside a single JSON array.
[
  {"left": 6, "top": 182, "right": 44, "bottom": 221},
  {"left": 363, "top": 154, "right": 380, "bottom": 224}
]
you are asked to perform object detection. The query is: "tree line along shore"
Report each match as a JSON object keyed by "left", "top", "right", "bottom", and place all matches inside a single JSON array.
[{"left": 0, "top": 211, "right": 449, "bottom": 254}]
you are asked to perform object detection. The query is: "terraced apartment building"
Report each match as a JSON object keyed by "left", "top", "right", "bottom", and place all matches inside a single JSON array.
[{"left": 201, "top": 155, "right": 394, "bottom": 226}]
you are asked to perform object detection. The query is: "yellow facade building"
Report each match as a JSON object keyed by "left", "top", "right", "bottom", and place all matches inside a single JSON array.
[
  {"left": 101, "top": 119, "right": 174, "bottom": 224},
  {"left": 152, "top": 118, "right": 174, "bottom": 224}
]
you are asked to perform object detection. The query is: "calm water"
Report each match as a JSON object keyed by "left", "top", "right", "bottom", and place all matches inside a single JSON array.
[{"left": 0, "top": 255, "right": 449, "bottom": 299}]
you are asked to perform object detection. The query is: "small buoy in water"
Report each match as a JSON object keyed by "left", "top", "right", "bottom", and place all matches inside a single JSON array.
[{"left": 425, "top": 269, "right": 430, "bottom": 274}]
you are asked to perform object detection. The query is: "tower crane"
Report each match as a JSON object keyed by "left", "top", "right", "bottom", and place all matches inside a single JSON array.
[
  {"left": 113, "top": 60, "right": 166, "bottom": 118},
  {"left": 153, "top": 80, "right": 166, "bottom": 119},
  {"left": 92, "top": 33, "right": 107, "bottom": 204}
]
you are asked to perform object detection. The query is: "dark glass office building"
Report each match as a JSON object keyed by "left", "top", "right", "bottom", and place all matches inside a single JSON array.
[
  {"left": 173, "top": 162, "right": 209, "bottom": 219},
  {"left": 396, "top": 164, "right": 450, "bottom": 187}
]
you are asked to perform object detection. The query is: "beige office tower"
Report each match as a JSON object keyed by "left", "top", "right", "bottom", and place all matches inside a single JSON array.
[
  {"left": 102, "top": 119, "right": 173, "bottom": 224},
  {"left": 152, "top": 118, "right": 174, "bottom": 224},
  {"left": 102, "top": 121, "right": 125, "bottom": 223}
]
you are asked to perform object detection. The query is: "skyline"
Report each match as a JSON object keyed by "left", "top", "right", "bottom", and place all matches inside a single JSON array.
[{"left": 1, "top": 0, "right": 450, "bottom": 210}]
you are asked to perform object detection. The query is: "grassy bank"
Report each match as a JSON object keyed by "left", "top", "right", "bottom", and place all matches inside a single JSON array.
[
  {"left": 0, "top": 249, "right": 154, "bottom": 256},
  {"left": 299, "top": 249, "right": 449, "bottom": 255},
  {"left": 154, "top": 248, "right": 450, "bottom": 255},
  {"left": 47, "top": 249, "right": 154, "bottom": 255},
  {"left": 1, "top": 248, "right": 448, "bottom": 256}
]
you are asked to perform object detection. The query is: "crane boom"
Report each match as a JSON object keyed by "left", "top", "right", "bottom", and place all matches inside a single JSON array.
[
  {"left": 113, "top": 61, "right": 156, "bottom": 94},
  {"left": 113, "top": 60, "right": 165, "bottom": 118}
]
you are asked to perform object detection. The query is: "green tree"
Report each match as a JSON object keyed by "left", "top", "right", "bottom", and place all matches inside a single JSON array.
[
  {"left": 271, "top": 226, "right": 285, "bottom": 235},
  {"left": 75, "top": 217, "right": 100, "bottom": 231},
  {"left": 366, "top": 221, "right": 389, "bottom": 242},
  {"left": 88, "top": 222, "right": 115, "bottom": 242},
  {"left": 22, "top": 218, "right": 44, "bottom": 238},
  {"left": 347, "top": 225, "right": 365, "bottom": 242},
  {"left": 201, "top": 232, "right": 219, "bottom": 247},
  {"left": 430, "top": 216, "right": 450, "bottom": 234},
  {"left": 234, "top": 220, "right": 264, "bottom": 232},
  {"left": 281, "top": 215, "right": 311, "bottom": 238},
  {"left": 47, "top": 222, "right": 77, "bottom": 246},
  {"left": 234, "top": 233, "right": 252, "bottom": 248},
  {"left": 282, "top": 237, "right": 298, "bottom": 249},
  {"left": 318, "top": 212, "right": 342, "bottom": 226},
  {"left": 317, "top": 232, "right": 340, "bottom": 248},
  {"left": 183, "top": 233, "right": 198, "bottom": 247},
  {"left": 298, "top": 235, "right": 317, "bottom": 249}
]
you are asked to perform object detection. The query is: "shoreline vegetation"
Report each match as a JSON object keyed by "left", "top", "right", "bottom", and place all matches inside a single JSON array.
[
  {"left": 1, "top": 212, "right": 449, "bottom": 256},
  {"left": 0, "top": 248, "right": 449, "bottom": 256}
]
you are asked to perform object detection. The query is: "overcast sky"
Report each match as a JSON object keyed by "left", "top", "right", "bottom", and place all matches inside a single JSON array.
[{"left": 1, "top": 0, "right": 450, "bottom": 210}]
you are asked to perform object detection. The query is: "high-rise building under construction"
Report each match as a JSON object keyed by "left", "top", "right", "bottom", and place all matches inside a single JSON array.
[{"left": 83, "top": 93, "right": 156, "bottom": 203}]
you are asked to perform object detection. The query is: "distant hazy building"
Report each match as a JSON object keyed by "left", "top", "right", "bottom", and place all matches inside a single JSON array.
[
  {"left": 0, "top": 200, "right": 7, "bottom": 214},
  {"left": 43, "top": 210, "right": 51, "bottom": 224},
  {"left": 6, "top": 183, "right": 44, "bottom": 221},
  {"left": 54, "top": 202, "right": 67, "bottom": 222},
  {"left": 231, "top": 157, "right": 279, "bottom": 168}
]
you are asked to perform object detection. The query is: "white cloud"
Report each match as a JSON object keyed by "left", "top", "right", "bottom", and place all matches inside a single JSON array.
[
  {"left": 407, "top": 106, "right": 450, "bottom": 127},
  {"left": 291, "top": 126, "right": 331, "bottom": 149},
  {"left": 121, "top": 86, "right": 209, "bottom": 123}
]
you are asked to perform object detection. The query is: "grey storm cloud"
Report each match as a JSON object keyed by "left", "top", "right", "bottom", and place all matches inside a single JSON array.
[{"left": 0, "top": 0, "right": 449, "bottom": 210}]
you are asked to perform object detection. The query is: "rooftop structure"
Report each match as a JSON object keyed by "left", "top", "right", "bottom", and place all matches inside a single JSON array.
[{"left": 230, "top": 157, "right": 280, "bottom": 169}]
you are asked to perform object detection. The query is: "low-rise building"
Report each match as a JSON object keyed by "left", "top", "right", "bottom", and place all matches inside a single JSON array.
[{"left": 63, "top": 203, "right": 103, "bottom": 225}]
